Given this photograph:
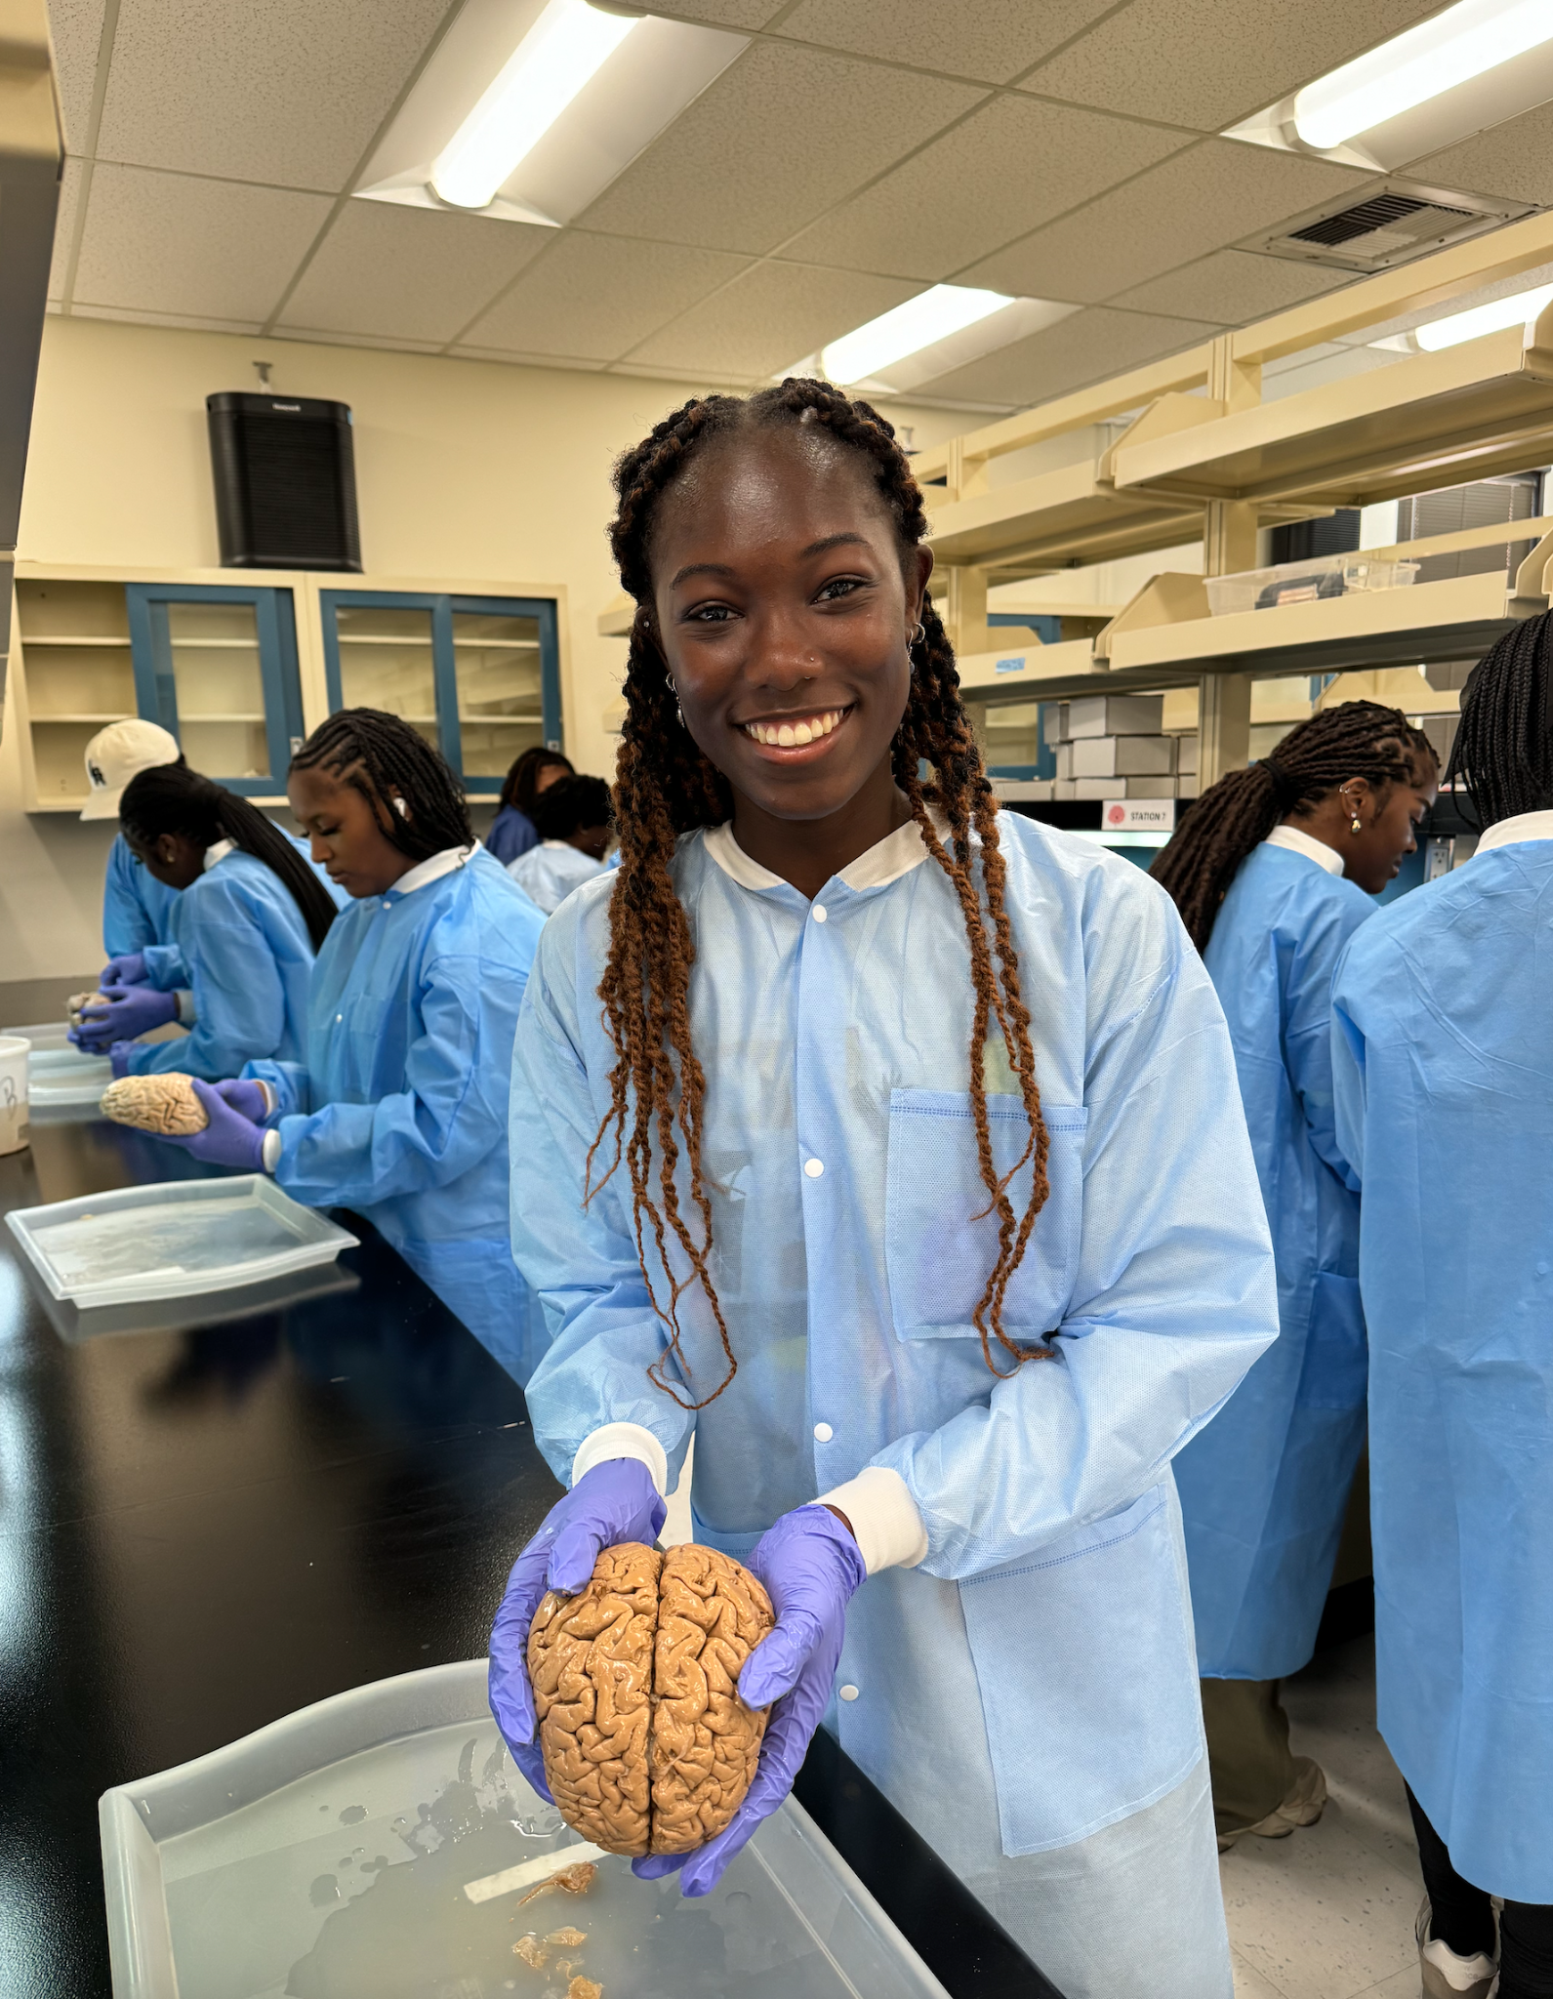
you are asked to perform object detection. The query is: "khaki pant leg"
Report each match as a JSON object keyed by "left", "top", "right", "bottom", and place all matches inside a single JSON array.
[{"left": 1200, "top": 1677, "right": 1297, "bottom": 1834}]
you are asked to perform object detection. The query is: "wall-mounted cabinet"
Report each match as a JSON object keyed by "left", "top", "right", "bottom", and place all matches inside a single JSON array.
[
  {"left": 5, "top": 566, "right": 568, "bottom": 811},
  {"left": 318, "top": 590, "right": 560, "bottom": 796}
]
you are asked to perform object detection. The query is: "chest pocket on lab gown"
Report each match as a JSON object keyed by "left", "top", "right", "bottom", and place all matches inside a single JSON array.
[{"left": 885, "top": 1090, "right": 1087, "bottom": 1339}]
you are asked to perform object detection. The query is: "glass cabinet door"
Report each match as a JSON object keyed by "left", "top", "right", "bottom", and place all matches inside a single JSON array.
[
  {"left": 327, "top": 599, "right": 444, "bottom": 754},
  {"left": 125, "top": 584, "right": 304, "bottom": 794},
  {"left": 320, "top": 591, "right": 562, "bottom": 793}
]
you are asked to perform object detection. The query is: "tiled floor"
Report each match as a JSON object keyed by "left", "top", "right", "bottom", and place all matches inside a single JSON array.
[{"left": 1225, "top": 1637, "right": 1423, "bottom": 1999}]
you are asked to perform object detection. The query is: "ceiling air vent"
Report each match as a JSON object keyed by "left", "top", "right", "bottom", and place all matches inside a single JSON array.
[{"left": 1243, "top": 181, "right": 1528, "bottom": 273}]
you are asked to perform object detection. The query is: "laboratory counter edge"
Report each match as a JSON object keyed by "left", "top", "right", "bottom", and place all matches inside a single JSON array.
[{"left": 0, "top": 1114, "right": 1057, "bottom": 1999}]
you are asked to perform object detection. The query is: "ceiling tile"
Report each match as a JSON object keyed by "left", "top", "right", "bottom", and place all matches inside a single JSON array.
[
  {"left": 277, "top": 202, "right": 552, "bottom": 345},
  {"left": 48, "top": 156, "right": 85, "bottom": 301},
  {"left": 913, "top": 305, "right": 1220, "bottom": 408},
  {"left": 774, "top": 0, "right": 1119, "bottom": 85},
  {"left": 1405, "top": 102, "right": 1553, "bottom": 209},
  {"left": 46, "top": 0, "right": 105, "bottom": 152},
  {"left": 651, "top": 0, "right": 787, "bottom": 21},
  {"left": 781, "top": 94, "right": 1190, "bottom": 282},
  {"left": 95, "top": 0, "right": 452, "bottom": 191},
  {"left": 72, "top": 164, "right": 331, "bottom": 321},
  {"left": 577, "top": 40, "right": 986, "bottom": 255},
  {"left": 1111, "top": 248, "right": 1353, "bottom": 322},
  {"left": 1022, "top": 0, "right": 1446, "bottom": 134},
  {"left": 460, "top": 233, "right": 750, "bottom": 361},
  {"left": 961, "top": 142, "right": 1371, "bottom": 304},
  {"left": 626, "top": 260, "right": 920, "bottom": 379}
]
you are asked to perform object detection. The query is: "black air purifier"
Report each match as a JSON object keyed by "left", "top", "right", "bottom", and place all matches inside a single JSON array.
[{"left": 207, "top": 392, "right": 362, "bottom": 571}]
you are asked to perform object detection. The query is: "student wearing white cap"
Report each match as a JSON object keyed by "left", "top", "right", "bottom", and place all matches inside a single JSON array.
[{"left": 82, "top": 719, "right": 187, "bottom": 984}]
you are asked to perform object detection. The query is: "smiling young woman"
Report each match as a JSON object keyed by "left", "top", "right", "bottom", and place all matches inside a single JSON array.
[{"left": 488, "top": 380, "right": 1279, "bottom": 1999}]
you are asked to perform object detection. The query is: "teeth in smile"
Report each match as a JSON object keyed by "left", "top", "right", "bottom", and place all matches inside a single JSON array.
[{"left": 742, "top": 708, "right": 844, "bottom": 748}]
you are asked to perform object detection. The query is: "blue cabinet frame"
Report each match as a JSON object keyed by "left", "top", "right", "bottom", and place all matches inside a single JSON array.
[
  {"left": 319, "top": 589, "right": 562, "bottom": 794},
  {"left": 125, "top": 582, "right": 305, "bottom": 795}
]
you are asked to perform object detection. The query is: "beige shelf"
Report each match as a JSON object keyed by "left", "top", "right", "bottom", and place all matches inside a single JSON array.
[
  {"left": 31, "top": 711, "right": 137, "bottom": 724},
  {"left": 453, "top": 637, "right": 539, "bottom": 650},
  {"left": 1114, "top": 318, "right": 1553, "bottom": 511},
  {"left": 178, "top": 711, "right": 266, "bottom": 723},
  {"left": 20, "top": 634, "right": 132, "bottom": 648},
  {"left": 928, "top": 457, "right": 1203, "bottom": 579},
  {"left": 459, "top": 712, "right": 541, "bottom": 724}
]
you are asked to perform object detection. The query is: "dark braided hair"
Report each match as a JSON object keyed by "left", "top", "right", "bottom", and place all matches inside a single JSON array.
[
  {"left": 1151, "top": 699, "right": 1436, "bottom": 951},
  {"left": 119, "top": 763, "right": 337, "bottom": 951},
  {"left": 1446, "top": 610, "right": 1553, "bottom": 825},
  {"left": 594, "top": 378, "right": 1050, "bottom": 1410},
  {"left": 289, "top": 708, "right": 474, "bottom": 862}
]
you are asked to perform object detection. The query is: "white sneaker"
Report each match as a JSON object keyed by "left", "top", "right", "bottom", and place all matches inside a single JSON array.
[
  {"left": 1416, "top": 1896, "right": 1498, "bottom": 1999},
  {"left": 1216, "top": 1757, "right": 1328, "bottom": 1852}
]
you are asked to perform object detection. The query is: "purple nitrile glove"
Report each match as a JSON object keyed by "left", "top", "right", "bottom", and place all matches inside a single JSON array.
[
  {"left": 71, "top": 982, "right": 177, "bottom": 1051},
  {"left": 633, "top": 1503, "right": 867, "bottom": 1895},
  {"left": 101, "top": 952, "right": 148, "bottom": 986},
  {"left": 211, "top": 1077, "right": 271, "bottom": 1125},
  {"left": 110, "top": 1041, "right": 134, "bottom": 1080},
  {"left": 156, "top": 1078, "right": 266, "bottom": 1170},
  {"left": 488, "top": 1457, "right": 667, "bottom": 1803}
]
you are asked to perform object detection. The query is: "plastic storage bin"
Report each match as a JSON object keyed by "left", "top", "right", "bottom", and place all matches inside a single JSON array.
[
  {"left": 1205, "top": 554, "right": 1420, "bottom": 616},
  {"left": 19, "top": 1041, "right": 114, "bottom": 1113},
  {"left": 7, "top": 1174, "right": 358, "bottom": 1307},
  {"left": 100, "top": 1658, "right": 950, "bottom": 1999}
]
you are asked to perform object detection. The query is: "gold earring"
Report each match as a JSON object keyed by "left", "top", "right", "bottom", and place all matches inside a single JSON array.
[{"left": 1350, "top": 813, "right": 1362, "bottom": 834}]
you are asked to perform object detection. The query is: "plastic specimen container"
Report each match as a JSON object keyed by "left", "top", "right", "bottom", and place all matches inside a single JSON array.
[
  {"left": 100, "top": 1657, "right": 950, "bottom": 1999},
  {"left": 19, "top": 1040, "right": 114, "bottom": 1112},
  {"left": 1205, "top": 554, "right": 1420, "bottom": 616},
  {"left": 0, "top": 1034, "right": 28, "bottom": 1153},
  {"left": 7, "top": 1174, "right": 358, "bottom": 1308}
]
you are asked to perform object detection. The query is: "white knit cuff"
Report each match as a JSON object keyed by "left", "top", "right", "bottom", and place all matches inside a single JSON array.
[
  {"left": 570, "top": 1422, "right": 669, "bottom": 1499},
  {"left": 816, "top": 1466, "right": 928, "bottom": 1575},
  {"left": 260, "top": 1128, "right": 282, "bottom": 1175},
  {"left": 175, "top": 989, "right": 196, "bottom": 1026}
]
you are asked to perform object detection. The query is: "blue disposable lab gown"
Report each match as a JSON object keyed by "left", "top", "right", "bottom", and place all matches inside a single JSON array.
[
  {"left": 507, "top": 841, "right": 606, "bottom": 915},
  {"left": 1332, "top": 831, "right": 1553, "bottom": 1903},
  {"left": 107, "top": 829, "right": 346, "bottom": 992},
  {"left": 485, "top": 804, "right": 538, "bottom": 866},
  {"left": 246, "top": 850, "right": 548, "bottom": 1385},
  {"left": 121, "top": 851, "right": 316, "bottom": 1081},
  {"left": 1174, "top": 843, "right": 1374, "bottom": 1679},
  {"left": 512, "top": 815, "right": 1277, "bottom": 1881},
  {"left": 103, "top": 831, "right": 177, "bottom": 960}
]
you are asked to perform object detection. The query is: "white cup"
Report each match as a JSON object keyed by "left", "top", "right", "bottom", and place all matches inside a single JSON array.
[{"left": 0, "top": 1034, "right": 30, "bottom": 1154}]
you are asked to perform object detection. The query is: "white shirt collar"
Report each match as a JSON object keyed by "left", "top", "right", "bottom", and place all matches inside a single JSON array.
[
  {"left": 1264, "top": 823, "right": 1344, "bottom": 877},
  {"left": 387, "top": 841, "right": 478, "bottom": 898},
  {"left": 203, "top": 838, "right": 236, "bottom": 871},
  {"left": 1474, "top": 810, "right": 1553, "bottom": 855},
  {"left": 703, "top": 812, "right": 949, "bottom": 896},
  {"left": 540, "top": 839, "right": 575, "bottom": 853}
]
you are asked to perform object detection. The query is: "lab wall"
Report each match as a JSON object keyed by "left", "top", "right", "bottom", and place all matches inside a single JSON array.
[{"left": 0, "top": 313, "right": 966, "bottom": 988}]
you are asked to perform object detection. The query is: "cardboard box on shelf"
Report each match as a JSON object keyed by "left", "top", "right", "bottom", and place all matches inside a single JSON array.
[
  {"left": 1066, "top": 694, "right": 1164, "bottom": 739},
  {"left": 1173, "top": 732, "right": 1198, "bottom": 776},
  {"left": 1069, "top": 734, "right": 1175, "bottom": 779}
]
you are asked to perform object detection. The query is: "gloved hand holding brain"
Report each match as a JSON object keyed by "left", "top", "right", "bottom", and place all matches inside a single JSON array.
[{"left": 527, "top": 1541, "right": 774, "bottom": 1857}]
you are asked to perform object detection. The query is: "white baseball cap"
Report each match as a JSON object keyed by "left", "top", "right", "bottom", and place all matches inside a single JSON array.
[{"left": 80, "top": 718, "right": 182, "bottom": 820}]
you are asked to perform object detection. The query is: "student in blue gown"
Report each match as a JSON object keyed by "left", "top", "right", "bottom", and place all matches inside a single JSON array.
[
  {"left": 506, "top": 773, "right": 612, "bottom": 913},
  {"left": 71, "top": 764, "right": 336, "bottom": 1081},
  {"left": 1332, "top": 618, "right": 1553, "bottom": 1999},
  {"left": 1152, "top": 703, "right": 1436, "bottom": 1851},
  {"left": 485, "top": 746, "right": 573, "bottom": 866},
  {"left": 140, "top": 709, "right": 549, "bottom": 1388},
  {"left": 484, "top": 383, "right": 1279, "bottom": 1999}
]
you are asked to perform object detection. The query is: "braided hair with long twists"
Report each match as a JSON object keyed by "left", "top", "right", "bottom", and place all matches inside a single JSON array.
[
  {"left": 1150, "top": 699, "right": 1435, "bottom": 951},
  {"left": 595, "top": 379, "right": 1051, "bottom": 1409},
  {"left": 289, "top": 708, "right": 474, "bottom": 862},
  {"left": 1445, "top": 609, "right": 1553, "bottom": 826}
]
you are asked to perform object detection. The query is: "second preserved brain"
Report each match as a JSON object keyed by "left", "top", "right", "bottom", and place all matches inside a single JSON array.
[{"left": 528, "top": 1542, "right": 775, "bottom": 1856}]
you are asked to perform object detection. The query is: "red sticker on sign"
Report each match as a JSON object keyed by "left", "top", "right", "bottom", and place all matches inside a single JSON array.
[{"left": 1106, "top": 804, "right": 1126, "bottom": 825}]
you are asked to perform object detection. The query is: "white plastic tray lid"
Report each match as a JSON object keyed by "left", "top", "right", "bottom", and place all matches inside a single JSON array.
[
  {"left": 100, "top": 1658, "right": 949, "bottom": 1999},
  {"left": 26, "top": 1042, "right": 113, "bottom": 1105},
  {"left": 6, "top": 1174, "right": 358, "bottom": 1306}
]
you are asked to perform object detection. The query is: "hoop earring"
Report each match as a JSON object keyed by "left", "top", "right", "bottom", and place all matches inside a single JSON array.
[{"left": 666, "top": 676, "right": 685, "bottom": 728}]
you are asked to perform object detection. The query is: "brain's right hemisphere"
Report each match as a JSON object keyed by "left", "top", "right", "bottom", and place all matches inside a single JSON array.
[
  {"left": 100, "top": 1073, "right": 209, "bottom": 1135},
  {"left": 527, "top": 1542, "right": 775, "bottom": 1857}
]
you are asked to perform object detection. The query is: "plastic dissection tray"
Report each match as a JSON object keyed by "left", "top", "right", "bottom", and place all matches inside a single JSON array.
[
  {"left": 25, "top": 1041, "right": 114, "bottom": 1109},
  {"left": 6, "top": 1175, "right": 359, "bottom": 1308},
  {"left": 1, "top": 1017, "right": 76, "bottom": 1052},
  {"left": 100, "top": 1658, "right": 950, "bottom": 1999}
]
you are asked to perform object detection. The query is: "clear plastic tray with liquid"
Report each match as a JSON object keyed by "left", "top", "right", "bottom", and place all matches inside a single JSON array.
[
  {"left": 101, "top": 1659, "right": 949, "bottom": 1999},
  {"left": 7, "top": 1174, "right": 358, "bottom": 1307}
]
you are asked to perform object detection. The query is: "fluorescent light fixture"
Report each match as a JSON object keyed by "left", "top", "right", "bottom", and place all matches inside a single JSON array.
[
  {"left": 818, "top": 286, "right": 1015, "bottom": 386},
  {"left": 1414, "top": 280, "right": 1553, "bottom": 351},
  {"left": 430, "top": 0, "right": 639, "bottom": 211},
  {"left": 1292, "top": 0, "right": 1553, "bottom": 150}
]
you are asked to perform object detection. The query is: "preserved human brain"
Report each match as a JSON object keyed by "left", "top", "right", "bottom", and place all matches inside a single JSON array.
[
  {"left": 100, "top": 1073, "right": 209, "bottom": 1135},
  {"left": 528, "top": 1542, "right": 775, "bottom": 1857},
  {"left": 67, "top": 990, "right": 110, "bottom": 1025}
]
